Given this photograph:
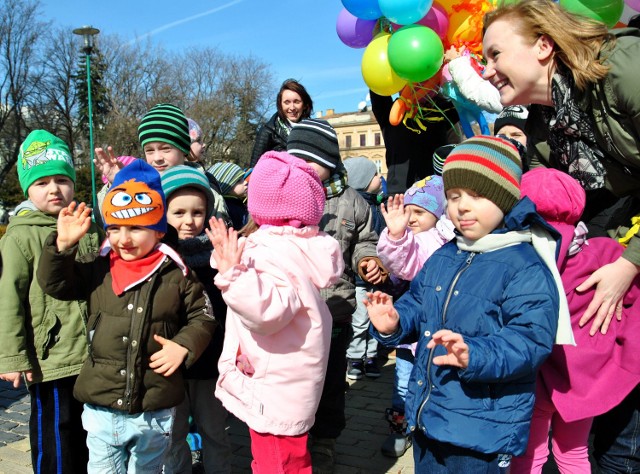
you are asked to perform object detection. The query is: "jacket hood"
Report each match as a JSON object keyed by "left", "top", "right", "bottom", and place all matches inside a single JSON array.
[
  {"left": 503, "top": 196, "right": 560, "bottom": 238},
  {"left": 248, "top": 225, "right": 344, "bottom": 289},
  {"left": 6, "top": 209, "right": 57, "bottom": 230}
]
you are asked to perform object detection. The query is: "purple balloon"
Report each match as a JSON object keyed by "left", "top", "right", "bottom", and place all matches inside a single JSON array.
[
  {"left": 417, "top": 3, "right": 449, "bottom": 39},
  {"left": 626, "top": 0, "right": 640, "bottom": 11},
  {"left": 337, "top": 8, "right": 377, "bottom": 48}
]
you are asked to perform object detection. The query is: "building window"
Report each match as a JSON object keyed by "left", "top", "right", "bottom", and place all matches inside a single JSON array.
[
  {"left": 345, "top": 136, "right": 352, "bottom": 148},
  {"left": 374, "top": 160, "right": 382, "bottom": 174},
  {"left": 360, "top": 134, "right": 366, "bottom": 147}
]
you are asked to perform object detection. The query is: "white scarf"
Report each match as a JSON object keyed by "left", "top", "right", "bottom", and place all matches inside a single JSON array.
[{"left": 457, "top": 227, "right": 575, "bottom": 346}]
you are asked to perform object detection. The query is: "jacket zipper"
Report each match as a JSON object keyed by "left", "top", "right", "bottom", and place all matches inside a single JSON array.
[
  {"left": 124, "top": 290, "right": 140, "bottom": 407},
  {"left": 416, "top": 252, "right": 476, "bottom": 430}
]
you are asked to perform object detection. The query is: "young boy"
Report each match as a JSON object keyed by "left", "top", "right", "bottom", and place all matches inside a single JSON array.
[
  {"left": 36, "top": 160, "right": 217, "bottom": 472},
  {"left": 209, "top": 161, "right": 249, "bottom": 230},
  {"left": 366, "top": 136, "right": 563, "bottom": 472},
  {"left": 0, "top": 130, "right": 102, "bottom": 473},
  {"left": 493, "top": 105, "right": 528, "bottom": 148},
  {"left": 160, "top": 165, "right": 232, "bottom": 473},
  {"left": 286, "top": 119, "right": 387, "bottom": 473}
]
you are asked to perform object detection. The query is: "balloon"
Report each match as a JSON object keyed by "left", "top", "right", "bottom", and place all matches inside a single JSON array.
[
  {"left": 417, "top": 2, "right": 449, "bottom": 39},
  {"left": 341, "top": 0, "right": 382, "bottom": 20},
  {"left": 627, "top": 0, "right": 640, "bottom": 10},
  {"left": 361, "top": 33, "right": 407, "bottom": 96},
  {"left": 388, "top": 25, "right": 444, "bottom": 83},
  {"left": 336, "top": 8, "right": 377, "bottom": 48},
  {"left": 560, "top": 0, "right": 624, "bottom": 27},
  {"left": 379, "top": 0, "right": 433, "bottom": 25}
]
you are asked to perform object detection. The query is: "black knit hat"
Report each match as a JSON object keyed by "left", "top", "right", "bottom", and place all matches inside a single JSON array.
[
  {"left": 138, "top": 103, "right": 191, "bottom": 156},
  {"left": 493, "top": 105, "right": 528, "bottom": 135},
  {"left": 287, "top": 119, "right": 341, "bottom": 170}
]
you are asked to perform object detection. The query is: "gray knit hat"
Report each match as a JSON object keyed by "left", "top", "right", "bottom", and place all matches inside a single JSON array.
[
  {"left": 343, "top": 156, "right": 377, "bottom": 191},
  {"left": 138, "top": 103, "right": 191, "bottom": 156},
  {"left": 287, "top": 119, "right": 341, "bottom": 170}
]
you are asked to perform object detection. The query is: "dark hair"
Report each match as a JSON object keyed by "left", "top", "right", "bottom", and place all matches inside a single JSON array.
[
  {"left": 630, "top": 14, "right": 640, "bottom": 29},
  {"left": 276, "top": 79, "right": 313, "bottom": 123}
]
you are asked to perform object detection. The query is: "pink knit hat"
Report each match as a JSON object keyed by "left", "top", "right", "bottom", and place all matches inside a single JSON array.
[
  {"left": 101, "top": 156, "right": 138, "bottom": 184},
  {"left": 248, "top": 151, "right": 325, "bottom": 227}
]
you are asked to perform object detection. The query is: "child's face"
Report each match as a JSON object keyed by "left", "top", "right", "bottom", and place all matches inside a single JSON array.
[
  {"left": 167, "top": 188, "right": 207, "bottom": 240},
  {"left": 305, "top": 161, "right": 331, "bottom": 182},
  {"left": 144, "top": 142, "right": 185, "bottom": 173},
  {"left": 446, "top": 188, "right": 504, "bottom": 240},
  {"left": 406, "top": 204, "right": 437, "bottom": 235},
  {"left": 27, "top": 175, "right": 74, "bottom": 216},
  {"left": 106, "top": 225, "right": 164, "bottom": 261},
  {"left": 231, "top": 179, "right": 248, "bottom": 198},
  {"left": 189, "top": 140, "right": 206, "bottom": 162},
  {"left": 495, "top": 125, "right": 527, "bottom": 147},
  {"left": 366, "top": 174, "right": 382, "bottom": 194}
]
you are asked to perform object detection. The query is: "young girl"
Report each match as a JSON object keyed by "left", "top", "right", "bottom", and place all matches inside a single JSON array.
[
  {"left": 512, "top": 167, "right": 640, "bottom": 473},
  {"left": 376, "top": 175, "right": 455, "bottom": 457},
  {"left": 207, "top": 151, "right": 344, "bottom": 473}
]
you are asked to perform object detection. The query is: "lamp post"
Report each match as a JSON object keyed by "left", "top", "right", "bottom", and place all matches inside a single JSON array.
[{"left": 73, "top": 25, "right": 100, "bottom": 213}]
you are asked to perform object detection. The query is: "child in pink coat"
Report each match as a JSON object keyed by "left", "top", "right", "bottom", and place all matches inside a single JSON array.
[
  {"left": 207, "top": 151, "right": 344, "bottom": 473},
  {"left": 512, "top": 168, "right": 640, "bottom": 473}
]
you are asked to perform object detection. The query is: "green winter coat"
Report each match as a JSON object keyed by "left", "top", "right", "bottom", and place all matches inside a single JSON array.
[
  {"left": 0, "top": 210, "right": 102, "bottom": 384},
  {"left": 527, "top": 29, "right": 640, "bottom": 265}
]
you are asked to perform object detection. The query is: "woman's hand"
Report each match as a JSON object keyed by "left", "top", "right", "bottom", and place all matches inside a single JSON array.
[
  {"left": 381, "top": 194, "right": 410, "bottom": 240},
  {"left": 577, "top": 256, "right": 640, "bottom": 335}
]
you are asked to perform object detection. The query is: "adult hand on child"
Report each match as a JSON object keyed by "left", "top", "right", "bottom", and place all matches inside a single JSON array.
[
  {"left": 149, "top": 335, "right": 188, "bottom": 377},
  {"left": 428, "top": 330, "right": 469, "bottom": 369},
  {"left": 381, "top": 194, "right": 410, "bottom": 240},
  {"left": 0, "top": 371, "right": 32, "bottom": 389},
  {"left": 206, "top": 217, "right": 245, "bottom": 275},
  {"left": 577, "top": 257, "right": 640, "bottom": 336},
  {"left": 56, "top": 202, "right": 92, "bottom": 252},
  {"left": 363, "top": 291, "right": 399, "bottom": 335},
  {"left": 94, "top": 146, "right": 123, "bottom": 185}
]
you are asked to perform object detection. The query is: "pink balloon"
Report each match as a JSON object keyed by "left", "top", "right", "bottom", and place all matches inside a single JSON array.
[
  {"left": 336, "top": 8, "right": 377, "bottom": 48},
  {"left": 417, "top": 3, "right": 449, "bottom": 39},
  {"left": 626, "top": 0, "right": 640, "bottom": 11}
]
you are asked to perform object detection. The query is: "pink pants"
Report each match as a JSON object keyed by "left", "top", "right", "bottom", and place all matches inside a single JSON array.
[
  {"left": 511, "top": 381, "right": 593, "bottom": 473},
  {"left": 249, "top": 429, "right": 312, "bottom": 474}
]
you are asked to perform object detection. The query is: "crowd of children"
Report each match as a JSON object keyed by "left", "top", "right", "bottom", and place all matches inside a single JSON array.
[{"left": 1, "top": 62, "right": 640, "bottom": 474}]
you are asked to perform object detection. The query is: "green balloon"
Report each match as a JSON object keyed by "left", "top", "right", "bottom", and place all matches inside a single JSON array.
[
  {"left": 388, "top": 24, "right": 444, "bottom": 83},
  {"left": 560, "top": 0, "right": 624, "bottom": 27}
]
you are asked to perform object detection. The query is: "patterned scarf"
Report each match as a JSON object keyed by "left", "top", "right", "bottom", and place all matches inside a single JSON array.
[
  {"left": 275, "top": 116, "right": 292, "bottom": 139},
  {"left": 323, "top": 163, "right": 348, "bottom": 199},
  {"left": 541, "top": 70, "right": 607, "bottom": 191}
]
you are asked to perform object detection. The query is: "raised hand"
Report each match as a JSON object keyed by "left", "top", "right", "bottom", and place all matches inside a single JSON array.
[
  {"left": 206, "top": 217, "right": 245, "bottom": 274},
  {"left": 56, "top": 202, "right": 92, "bottom": 252},
  {"left": 364, "top": 291, "right": 399, "bottom": 335},
  {"left": 94, "top": 146, "right": 123, "bottom": 185},
  {"left": 427, "top": 330, "right": 469, "bottom": 368},
  {"left": 149, "top": 334, "right": 188, "bottom": 377},
  {"left": 381, "top": 194, "right": 410, "bottom": 240}
]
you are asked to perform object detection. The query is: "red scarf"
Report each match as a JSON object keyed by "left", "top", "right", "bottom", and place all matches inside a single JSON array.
[{"left": 110, "top": 248, "right": 166, "bottom": 296}]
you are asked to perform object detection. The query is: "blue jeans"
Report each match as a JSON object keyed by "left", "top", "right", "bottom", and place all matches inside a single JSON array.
[
  {"left": 593, "top": 384, "right": 640, "bottom": 473},
  {"left": 413, "top": 430, "right": 499, "bottom": 473},
  {"left": 346, "top": 286, "right": 378, "bottom": 360},
  {"left": 82, "top": 404, "right": 175, "bottom": 473},
  {"left": 391, "top": 348, "right": 415, "bottom": 411}
]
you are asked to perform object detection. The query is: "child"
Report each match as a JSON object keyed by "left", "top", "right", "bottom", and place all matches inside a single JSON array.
[
  {"left": 376, "top": 175, "right": 455, "bottom": 458},
  {"left": 208, "top": 151, "right": 344, "bottom": 473},
  {"left": 512, "top": 168, "right": 640, "bottom": 473},
  {"left": 160, "top": 165, "right": 232, "bottom": 473},
  {"left": 94, "top": 154, "right": 138, "bottom": 228},
  {"left": 0, "top": 130, "right": 102, "bottom": 473},
  {"left": 343, "top": 156, "right": 384, "bottom": 379},
  {"left": 286, "top": 118, "right": 387, "bottom": 472},
  {"left": 366, "top": 136, "right": 567, "bottom": 472},
  {"left": 493, "top": 105, "right": 528, "bottom": 148},
  {"left": 209, "top": 161, "right": 249, "bottom": 230},
  {"left": 36, "top": 160, "right": 217, "bottom": 472},
  {"left": 187, "top": 117, "right": 206, "bottom": 163}
]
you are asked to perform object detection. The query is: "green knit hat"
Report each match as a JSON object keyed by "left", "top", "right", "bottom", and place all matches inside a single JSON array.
[
  {"left": 138, "top": 103, "right": 191, "bottom": 156},
  {"left": 17, "top": 130, "right": 76, "bottom": 196},
  {"left": 160, "top": 165, "right": 216, "bottom": 219},
  {"left": 442, "top": 135, "right": 522, "bottom": 215},
  {"left": 209, "top": 162, "right": 245, "bottom": 196}
]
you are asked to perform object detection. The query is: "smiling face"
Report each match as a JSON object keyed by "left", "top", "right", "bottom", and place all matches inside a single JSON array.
[
  {"left": 27, "top": 175, "right": 74, "bottom": 216},
  {"left": 143, "top": 141, "right": 185, "bottom": 172},
  {"left": 406, "top": 204, "right": 438, "bottom": 235},
  {"left": 103, "top": 178, "right": 165, "bottom": 228},
  {"left": 482, "top": 18, "right": 555, "bottom": 107},
  {"left": 446, "top": 188, "right": 505, "bottom": 241},
  {"left": 166, "top": 188, "right": 207, "bottom": 240},
  {"left": 280, "top": 90, "right": 305, "bottom": 123},
  {"left": 107, "top": 226, "right": 164, "bottom": 261}
]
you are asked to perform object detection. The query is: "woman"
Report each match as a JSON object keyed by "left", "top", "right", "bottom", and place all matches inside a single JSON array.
[
  {"left": 483, "top": 2, "right": 640, "bottom": 472},
  {"left": 249, "top": 79, "right": 313, "bottom": 167}
]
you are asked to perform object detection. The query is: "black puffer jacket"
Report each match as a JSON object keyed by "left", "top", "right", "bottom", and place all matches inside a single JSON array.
[{"left": 250, "top": 113, "right": 290, "bottom": 167}]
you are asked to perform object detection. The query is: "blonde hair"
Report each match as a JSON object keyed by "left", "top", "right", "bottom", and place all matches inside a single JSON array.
[{"left": 483, "top": 0, "right": 613, "bottom": 91}]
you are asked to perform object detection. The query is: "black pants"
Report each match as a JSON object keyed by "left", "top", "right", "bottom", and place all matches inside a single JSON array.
[
  {"left": 311, "top": 322, "right": 351, "bottom": 439},
  {"left": 28, "top": 376, "right": 88, "bottom": 474}
]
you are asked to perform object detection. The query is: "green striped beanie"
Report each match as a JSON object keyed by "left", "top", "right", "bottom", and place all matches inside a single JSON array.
[
  {"left": 209, "top": 162, "right": 245, "bottom": 196},
  {"left": 160, "top": 165, "right": 216, "bottom": 219},
  {"left": 138, "top": 103, "right": 191, "bottom": 156},
  {"left": 442, "top": 135, "right": 522, "bottom": 214}
]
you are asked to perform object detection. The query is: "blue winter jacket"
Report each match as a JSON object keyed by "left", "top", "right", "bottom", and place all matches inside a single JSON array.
[{"left": 371, "top": 198, "right": 559, "bottom": 456}]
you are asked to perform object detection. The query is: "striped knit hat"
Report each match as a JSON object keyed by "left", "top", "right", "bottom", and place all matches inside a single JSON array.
[
  {"left": 432, "top": 144, "right": 456, "bottom": 176},
  {"left": 160, "top": 165, "right": 216, "bottom": 219},
  {"left": 442, "top": 135, "right": 522, "bottom": 214},
  {"left": 287, "top": 119, "right": 341, "bottom": 170},
  {"left": 138, "top": 103, "right": 191, "bottom": 156},
  {"left": 209, "top": 162, "right": 246, "bottom": 196}
]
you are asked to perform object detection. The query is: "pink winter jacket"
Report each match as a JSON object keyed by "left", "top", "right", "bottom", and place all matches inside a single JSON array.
[
  {"left": 212, "top": 225, "right": 344, "bottom": 436},
  {"left": 376, "top": 216, "right": 456, "bottom": 281}
]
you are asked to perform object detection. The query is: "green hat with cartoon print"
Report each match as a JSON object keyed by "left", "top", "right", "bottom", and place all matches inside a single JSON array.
[{"left": 17, "top": 130, "right": 76, "bottom": 196}]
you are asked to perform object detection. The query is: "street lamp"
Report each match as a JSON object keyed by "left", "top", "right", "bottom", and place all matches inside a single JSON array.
[{"left": 73, "top": 25, "right": 100, "bottom": 214}]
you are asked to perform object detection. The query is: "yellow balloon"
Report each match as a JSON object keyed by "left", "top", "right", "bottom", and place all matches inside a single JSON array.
[{"left": 361, "top": 33, "right": 407, "bottom": 96}]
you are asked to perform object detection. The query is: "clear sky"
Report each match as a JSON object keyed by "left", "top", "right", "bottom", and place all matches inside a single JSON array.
[{"left": 41, "top": 0, "right": 370, "bottom": 116}]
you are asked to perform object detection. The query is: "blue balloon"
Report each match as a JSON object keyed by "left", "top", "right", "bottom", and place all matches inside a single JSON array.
[
  {"left": 379, "top": 0, "right": 433, "bottom": 26},
  {"left": 342, "top": 0, "right": 383, "bottom": 21}
]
